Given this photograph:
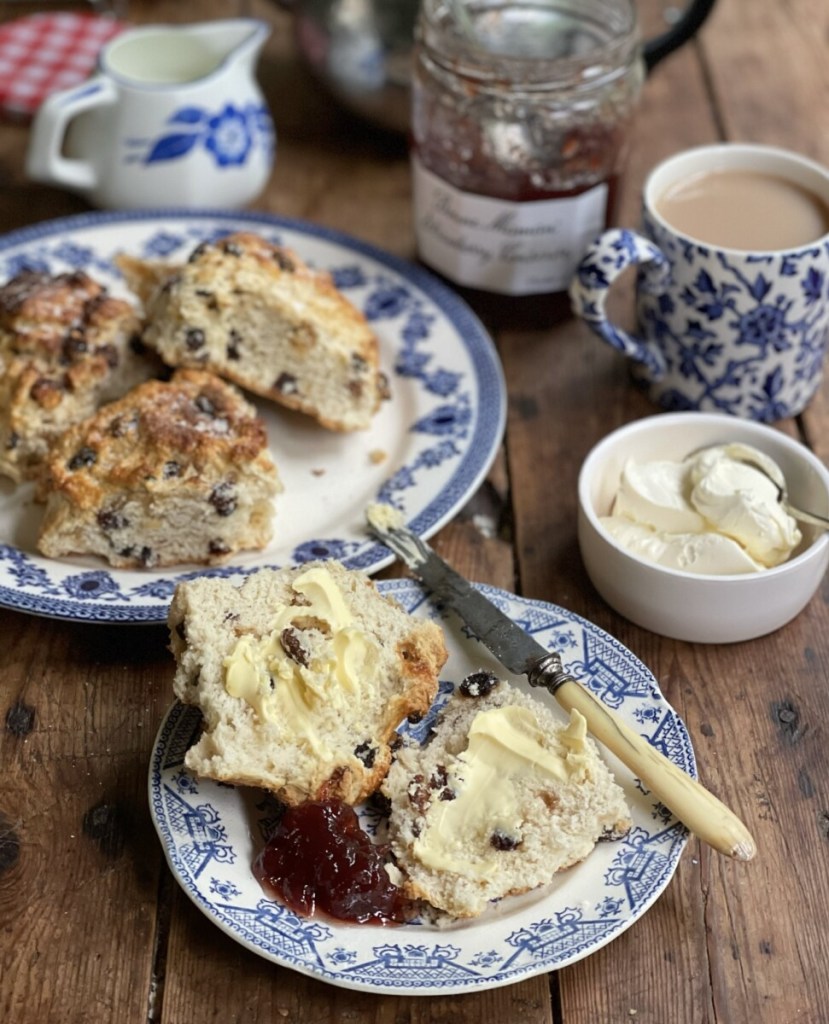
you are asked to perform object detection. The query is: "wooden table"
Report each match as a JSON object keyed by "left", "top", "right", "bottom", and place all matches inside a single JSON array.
[{"left": 2, "top": 1, "right": 828, "bottom": 1021}]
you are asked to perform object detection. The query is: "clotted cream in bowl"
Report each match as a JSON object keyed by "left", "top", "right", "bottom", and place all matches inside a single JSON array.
[{"left": 577, "top": 412, "right": 829, "bottom": 643}]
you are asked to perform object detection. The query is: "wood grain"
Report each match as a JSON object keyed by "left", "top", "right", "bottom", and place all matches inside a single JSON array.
[
  {"left": 1, "top": 0, "right": 828, "bottom": 1021},
  {"left": 0, "top": 616, "right": 170, "bottom": 1023}
]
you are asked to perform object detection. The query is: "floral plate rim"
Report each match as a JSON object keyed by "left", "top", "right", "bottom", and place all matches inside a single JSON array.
[{"left": 0, "top": 209, "right": 505, "bottom": 624}]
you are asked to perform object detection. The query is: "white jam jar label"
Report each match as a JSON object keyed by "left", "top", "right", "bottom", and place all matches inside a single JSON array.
[{"left": 412, "top": 156, "right": 609, "bottom": 295}]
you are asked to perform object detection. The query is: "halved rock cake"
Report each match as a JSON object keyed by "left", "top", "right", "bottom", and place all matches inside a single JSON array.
[
  {"left": 382, "top": 675, "right": 632, "bottom": 918},
  {"left": 167, "top": 561, "right": 448, "bottom": 805},
  {"left": 37, "top": 368, "right": 280, "bottom": 568},
  {"left": 0, "top": 268, "right": 156, "bottom": 483},
  {"left": 118, "top": 232, "right": 388, "bottom": 432}
]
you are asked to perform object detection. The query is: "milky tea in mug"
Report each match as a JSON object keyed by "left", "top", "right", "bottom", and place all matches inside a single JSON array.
[
  {"left": 569, "top": 144, "right": 829, "bottom": 421},
  {"left": 655, "top": 169, "right": 829, "bottom": 250}
]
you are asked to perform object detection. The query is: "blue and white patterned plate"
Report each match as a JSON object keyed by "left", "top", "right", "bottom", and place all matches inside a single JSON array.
[
  {"left": 149, "top": 579, "right": 693, "bottom": 995},
  {"left": 0, "top": 210, "right": 505, "bottom": 623}
]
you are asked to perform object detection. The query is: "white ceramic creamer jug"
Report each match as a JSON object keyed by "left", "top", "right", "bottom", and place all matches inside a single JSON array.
[{"left": 26, "top": 19, "right": 275, "bottom": 209}]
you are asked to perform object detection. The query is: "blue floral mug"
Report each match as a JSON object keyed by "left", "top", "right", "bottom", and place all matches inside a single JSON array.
[
  {"left": 26, "top": 20, "right": 275, "bottom": 210},
  {"left": 570, "top": 144, "right": 829, "bottom": 421}
]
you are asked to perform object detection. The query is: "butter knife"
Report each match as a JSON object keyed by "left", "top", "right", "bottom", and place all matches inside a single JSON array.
[{"left": 367, "top": 507, "right": 756, "bottom": 862}]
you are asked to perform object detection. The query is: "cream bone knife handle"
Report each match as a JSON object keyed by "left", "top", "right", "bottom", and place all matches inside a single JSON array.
[
  {"left": 365, "top": 507, "right": 756, "bottom": 861},
  {"left": 529, "top": 653, "right": 756, "bottom": 861}
]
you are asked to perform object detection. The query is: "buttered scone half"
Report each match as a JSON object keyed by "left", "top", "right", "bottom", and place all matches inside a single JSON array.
[
  {"left": 382, "top": 675, "right": 632, "bottom": 919},
  {"left": 167, "top": 561, "right": 448, "bottom": 805},
  {"left": 37, "top": 369, "right": 280, "bottom": 568},
  {"left": 118, "top": 232, "right": 388, "bottom": 432},
  {"left": 0, "top": 268, "right": 156, "bottom": 483}
]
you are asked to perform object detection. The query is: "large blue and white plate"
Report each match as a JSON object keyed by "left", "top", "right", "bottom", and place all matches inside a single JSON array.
[
  {"left": 0, "top": 211, "right": 505, "bottom": 623},
  {"left": 149, "top": 580, "right": 693, "bottom": 995}
]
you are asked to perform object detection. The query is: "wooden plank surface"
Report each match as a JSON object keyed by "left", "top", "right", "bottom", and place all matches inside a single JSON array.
[
  {"left": 506, "top": 5, "right": 829, "bottom": 1021},
  {"left": 0, "top": 616, "right": 170, "bottom": 1023},
  {"left": 1, "top": 0, "right": 828, "bottom": 1021}
]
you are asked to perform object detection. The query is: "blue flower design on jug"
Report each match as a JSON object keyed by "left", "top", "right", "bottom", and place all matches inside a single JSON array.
[{"left": 129, "top": 102, "right": 273, "bottom": 168}]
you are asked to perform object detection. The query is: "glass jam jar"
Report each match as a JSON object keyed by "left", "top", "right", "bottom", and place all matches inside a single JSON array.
[{"left": 411, "top": 0, "right": 645, "bottom": 328}]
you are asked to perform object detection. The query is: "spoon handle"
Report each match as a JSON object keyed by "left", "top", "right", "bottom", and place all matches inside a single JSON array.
[{"left": 785, "top": 503, "right": 829, "bottom": 529}]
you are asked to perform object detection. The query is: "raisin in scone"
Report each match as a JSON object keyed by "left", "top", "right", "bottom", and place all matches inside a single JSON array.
[
  {"left": 168, "top": 561, "right": 448, "bottom": 805},
  {"left": 118, "top": 232, "right": 388, "bottom": 431},
  {"left": 37, "top": 369, "right": 280, "bottom": 568},
  {"left": 0, "top": 268, "right": 156, "bottom": 483},
  {"left": 382, "top": 675, "right": 632, "bottom": 918}
]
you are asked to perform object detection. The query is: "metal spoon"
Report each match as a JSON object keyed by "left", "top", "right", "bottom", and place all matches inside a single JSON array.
[{"left": 696, "top": 442, "right": 829, "bottom": 531}]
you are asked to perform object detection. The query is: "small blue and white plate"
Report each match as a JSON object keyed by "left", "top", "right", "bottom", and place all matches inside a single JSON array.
[
  {"left": 0, "top": 211, "right": 505, "bottom": 623},
  {"left": 149, "top": 580, "right": 693, "bottom": 995}
]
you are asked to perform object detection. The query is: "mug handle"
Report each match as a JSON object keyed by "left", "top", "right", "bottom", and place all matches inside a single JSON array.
[
  {"left": 26, "top": 76, "right": 118, "bottom": 193},
  {"left": 569, "top": 227, "right": 671, "bottom": 380}
]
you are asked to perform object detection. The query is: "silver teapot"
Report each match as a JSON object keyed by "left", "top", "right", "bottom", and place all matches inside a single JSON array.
[
  {"left": 278, "top": 0, "right": 717, "bottom": 134},
  {"left": 278, "top": 0, "right": 418, "bottom": 133}
]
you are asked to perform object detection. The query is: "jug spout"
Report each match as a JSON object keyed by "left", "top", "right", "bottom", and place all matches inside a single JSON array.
[{"left": 186, "top": 18, "right": 271, "bottom": 71}]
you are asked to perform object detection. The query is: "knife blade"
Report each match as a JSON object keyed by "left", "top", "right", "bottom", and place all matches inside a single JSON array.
[{"left": 367, "top": 506, "right": 756, "bottom": 862}]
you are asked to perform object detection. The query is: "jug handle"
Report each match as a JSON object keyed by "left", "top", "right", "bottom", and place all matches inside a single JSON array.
[
  {"left": 642, "top": 0, "right": 717, "bottom": 72},
  {"left": 26, "top": 76, "right": 118, "bottom": 192}
]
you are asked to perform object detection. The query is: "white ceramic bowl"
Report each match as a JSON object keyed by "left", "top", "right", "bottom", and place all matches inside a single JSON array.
[{"left": 577, "top": 412, "right": 829, "bottom": 643}]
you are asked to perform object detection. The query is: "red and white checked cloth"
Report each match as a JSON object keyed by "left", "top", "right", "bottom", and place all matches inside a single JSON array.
[{"left": 0, "top": 12, "right": 125, "bottom": 121}]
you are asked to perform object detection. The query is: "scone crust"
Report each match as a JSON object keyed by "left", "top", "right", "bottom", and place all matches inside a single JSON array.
[
  {"left": 167, "top": 561, "right": 449, "bottom": 805},
  {"left": 0, "top": 269, "right": 154, "bottom": 483},
  {"left": 119, "top": 232, "right": 387, "bottom": 431},
  {"left": 37, "top": 368, "right": 280, "bottom": 568}
]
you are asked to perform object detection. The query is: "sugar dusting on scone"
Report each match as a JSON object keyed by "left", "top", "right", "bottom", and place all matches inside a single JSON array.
[
  {"left": 167, "top": 560, "right": 448, "bottom": 805},
  {"left": 118, "top": 232, "right": 389, "bottom": 432},
  {"left": 382, "top": 675, "right": 632, "bottom": 918},
  {"left": 0, "top": 269, "right": 157, "bottom": 483},
  {"left": 37, "top": 368, "right": 280, "bottom": 568}
]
